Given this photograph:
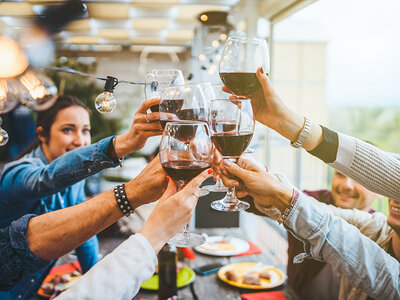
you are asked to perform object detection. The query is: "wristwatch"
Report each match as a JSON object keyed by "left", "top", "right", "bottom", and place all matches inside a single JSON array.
[{"left": 291, "top": 117, "right": 311, "bottom": 148}]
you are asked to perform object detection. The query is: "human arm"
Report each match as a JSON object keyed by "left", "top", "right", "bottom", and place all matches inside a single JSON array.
[
  {"left": 306, "top": 196, "right": 392, "bottom": 244},
  {"left": 0, "top": 215, "right": 49, "bottom": 291},
  {"left": 237, "top": 67, "right": 400, "bottom": 201},
  {"left": 221, "top": 157, "right": 400, "bottom": 299},
  {"left": 57, "top": 169, "right": 212, "bottom": 300},
  {"left": 26, "top": 156, "right": 167, "bottom": 261}
]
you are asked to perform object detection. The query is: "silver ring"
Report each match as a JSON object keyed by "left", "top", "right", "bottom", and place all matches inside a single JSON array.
[{"left": 144, "top": 114, "right": 150, "bottom": 123}]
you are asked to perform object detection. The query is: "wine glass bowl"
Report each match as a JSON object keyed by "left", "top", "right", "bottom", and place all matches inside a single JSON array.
[
  {"left": 145, "top": 69, "right": 185, "bottom": 112},
  {"left": 159, "top": 121, "right": 213, "bottom": 247},
  {"left": 159, "top": 83, "right": 208, "bottom": 129},
  {"left": 209, "top": 98, "right": 255, "bottom": 212},
  {"left": 219, "top": 35, "right": 270, "bottom": 97}
]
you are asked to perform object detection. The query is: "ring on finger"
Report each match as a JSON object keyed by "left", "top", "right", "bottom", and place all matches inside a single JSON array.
[
  {"left": 144, "top": 114, "right": 150, "bottom": 123},
  {"left": 193, "top": 190, "right": 200, "bottom": 198}
]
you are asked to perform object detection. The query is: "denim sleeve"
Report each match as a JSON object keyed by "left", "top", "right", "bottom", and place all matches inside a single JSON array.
[
  {"left": 75, "top": 235, "right": 100, "bottom": 274},
  {"left": 0, "top": 137, "right": 117, "bottom": 204},
  {"left": 0, "top": 214, "right": 49, "bottom": 291},
  {"left": 283, "top": 192, "right": 400, "bottom": 300}
]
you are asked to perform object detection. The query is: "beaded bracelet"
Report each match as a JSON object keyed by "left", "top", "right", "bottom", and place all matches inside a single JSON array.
[
  {"left": 278, "top": 188, "right": 300, "bottom": 224},
  {"left": 114, "top": 184, "right": 134, "bottom": 217}
]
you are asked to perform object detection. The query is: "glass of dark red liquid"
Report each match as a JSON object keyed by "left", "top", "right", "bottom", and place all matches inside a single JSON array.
[
  {"left": 159, "top": 83, "right": 208, "bottom": 129},
  {"left": 209, "top": 98, "right": 255, "bottom": 211},
  {"left": 159, "top": 121, "right": 213, "bottom": 247},
  {"left": 219, "top": 35, "right": 270, "bottom": 97},
  {"left": 145, "top": 69, "right": 185, "bottom": 112}
]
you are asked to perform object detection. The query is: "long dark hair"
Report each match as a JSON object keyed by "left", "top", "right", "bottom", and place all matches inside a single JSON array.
[{"left": 16, "top": 95, "right": 90, "bottom": 160}]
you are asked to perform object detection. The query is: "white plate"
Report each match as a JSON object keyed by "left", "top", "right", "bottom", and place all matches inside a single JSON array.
[{"left": 194, "top": 236, "right": 250, "bottom": 256}]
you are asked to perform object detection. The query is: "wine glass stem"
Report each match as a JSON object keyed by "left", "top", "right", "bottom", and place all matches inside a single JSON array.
[
  {"left": 225, "top": 186, "right": 238, "bottom": 204},
  {"left": 175, "top": 181, "right": 191, "bottom": 239},
  {"left": 182, "top": 224, "right": 190, "bottom": 238},
  {"left": 224, "top": 158, "right": 238, "bottom": 205}
]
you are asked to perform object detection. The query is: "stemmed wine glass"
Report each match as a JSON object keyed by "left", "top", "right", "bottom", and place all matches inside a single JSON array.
[
  {"left": 145, "top": 69, "right": 185, "bottom": 112},
  {"left": 159, "top": 83, "right": 208, "bottom": 129},
  {"left": 202, "top": 85, "right": 231, "bottom": 193},
  {"left": 209, "top": 98, "right": 255, "bottom": 211},
  {"left": 219, "top": 35, "right": 270, "bottom": 97},
  {"left": 159, "top": 121, "right": 213, "bottom": 247}
]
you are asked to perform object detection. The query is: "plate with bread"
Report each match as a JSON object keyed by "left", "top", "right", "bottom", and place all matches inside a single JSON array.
[{"left": 218, "top": 262, "right": 286, "bottom": 289}]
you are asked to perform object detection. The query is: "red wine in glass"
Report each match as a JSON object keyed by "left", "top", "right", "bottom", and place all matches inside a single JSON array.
[
  {"left": 211, "top": 131, "right": 253, "bottom": 158},
  {"left": 162, "top": 161, "right": 211, "bottom": 183},
  {"left": 219, "top": 72, "right": 263, "bottom": 97}
]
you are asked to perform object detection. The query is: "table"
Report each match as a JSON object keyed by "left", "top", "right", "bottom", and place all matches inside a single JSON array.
[{"left": 124, "top": 228, "right": 298, "bottom": 300}]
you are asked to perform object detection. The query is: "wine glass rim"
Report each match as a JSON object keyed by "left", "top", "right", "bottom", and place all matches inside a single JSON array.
[
  {"left": 146, "top": 69, "right": 183, "bottom": 74},
  {"left": 211, "top": 98, "right": 251, "bottom": 102},
  {"left": 227, "top": 35, "right": 265, "bottom": 43},
  {"left": 164, "top": 120, "right": 208, "bottom": 126}
]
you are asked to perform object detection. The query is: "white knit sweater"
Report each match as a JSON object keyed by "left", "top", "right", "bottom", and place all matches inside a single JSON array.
[{"left": 329, "top": 132, "right": 400, "bottom": 201}]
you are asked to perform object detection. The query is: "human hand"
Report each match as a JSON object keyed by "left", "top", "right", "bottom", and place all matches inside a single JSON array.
[
  {"left": 219, "top": 156, "right": 292, "bottom": 213},
  {"left": 125, "top": 155, "right": 167, "bottom": 209},
  {"left": 139, "top": 169, "right": 212, "bottom": 253},
  {"left": 114, "top": 98, "right": 163, "bottom": 157}
]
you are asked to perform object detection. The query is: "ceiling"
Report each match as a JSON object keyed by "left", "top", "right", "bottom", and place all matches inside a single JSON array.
[{"left": 0, "top": 0, "right": 317, "bottom": 52}]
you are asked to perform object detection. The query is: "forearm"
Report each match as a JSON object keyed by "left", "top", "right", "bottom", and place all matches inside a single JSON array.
[
  {"left": 0, "top": 137, "right": 117, "bottom": 202},
  {"left": 329, "top": 133, "right": 400, "bottom": 201},
  {"left": 26, "top": 190, "right": 122, "bottom": 261},
  {"left": 273, "top": 109, "right": 323, "bottom": 151},
  {"left": 284, "top": 193, "right": 400, "bottom": 299}
]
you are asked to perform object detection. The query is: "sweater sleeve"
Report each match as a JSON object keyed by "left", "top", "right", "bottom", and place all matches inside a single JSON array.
[
  {"left": 329, "top": 133, "right": 400, "bottom": 201},
  {"left": 56, "top": 234, "right": 157, "bottom": 300}
]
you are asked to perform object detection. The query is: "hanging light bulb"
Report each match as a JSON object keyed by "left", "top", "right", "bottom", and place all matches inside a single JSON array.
[
  {"left": 95, "top": 76, "right": 118, "bottom": 114},
  {"left": 0, "top": 37, "right": 29, "bottom": 79},
  {"left": 0, "top": 117, "right": 9, "bottom": 146},
  {"left": 0, "top": 79, "right": 22, "bottom": 114},
  {"left": 19, "top": 71, "right": 58, "bottom": 111}
]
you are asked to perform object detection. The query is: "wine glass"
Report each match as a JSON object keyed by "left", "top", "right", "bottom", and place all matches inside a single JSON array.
[
  {"left": 159, "top": 83, "right": 208, "bottom": 129},
  {"left": 219, "top": 35, "right": 270, "bottom": 97},
  {"left": 159, "top": 121, "right": 213, "bottom": 247},
  {"left": 145, "top": 69, "right": 185, "bottom": 112},
  {"left": 209, "top": 98, "right": 255, "bottom": 211},
  {"left": 201, "top": 85, "right": 231, "bottom": 193}
]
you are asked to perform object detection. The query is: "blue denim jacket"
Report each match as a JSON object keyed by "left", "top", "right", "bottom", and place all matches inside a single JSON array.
[
  {"left": 0, "top": 137, "right": 117, "bottom": 299},
  {"left": 0, "top": 214, "right": 49, "bottom": 292},
  {"left": 284, "top": 191, "right": 400, "bottom": 300}
]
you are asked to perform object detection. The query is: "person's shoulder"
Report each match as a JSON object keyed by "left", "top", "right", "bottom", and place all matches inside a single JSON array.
[{"left": 302, "top": 189, "right": 331, "bottom": 204}]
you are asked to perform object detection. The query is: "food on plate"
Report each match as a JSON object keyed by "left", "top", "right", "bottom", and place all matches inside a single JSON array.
[
  {"left": 259, "top": 270, "right": 271, "bottom": 280},
  {"left": 225, "top": 270, "right": 240, "bottom": 282},
  {"left": 242, "top": 273, "right": 261, "bottom": 285},
  {"left": 40, "top": 270, "right": 81, "bottom": 296}
]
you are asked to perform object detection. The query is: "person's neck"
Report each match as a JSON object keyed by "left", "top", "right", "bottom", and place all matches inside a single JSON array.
[
  {"left": 391, "top": 231, "right": 400, "bottom": 262},
  {"left": 40, "top": 144, "right": 54, "bottom": 163}
]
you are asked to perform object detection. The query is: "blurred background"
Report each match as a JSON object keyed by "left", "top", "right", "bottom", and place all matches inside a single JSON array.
[{"left": 0, "top": 0, "right": 399, "bottom": 267}]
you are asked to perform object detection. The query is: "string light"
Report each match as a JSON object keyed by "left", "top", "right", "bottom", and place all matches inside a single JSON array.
[
  {"left": 19, "top": 72, "right": 58, "bottom": 111},
  {"left": 95, "top": 76, "right": 118, "bottom": 114}
]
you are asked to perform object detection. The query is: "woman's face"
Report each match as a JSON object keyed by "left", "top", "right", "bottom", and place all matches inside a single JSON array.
[{"left": 40, "top": 106, "right": 91, "bottom": 162}]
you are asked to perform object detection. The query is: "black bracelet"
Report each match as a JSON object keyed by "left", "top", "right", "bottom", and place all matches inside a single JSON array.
[{"left": 114, "top": 184, "right": 134, "bottom": 217}]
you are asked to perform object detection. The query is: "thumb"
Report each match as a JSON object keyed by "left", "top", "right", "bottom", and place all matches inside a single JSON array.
[
  {"left": 256, "top": 66, "right": 273, "bottom": 94},
  {"left": 223, "top": 159, "right": 250, "bottom": 180},
  {"left": 159, "top": 177, "right": 177, "bottom": 201}
]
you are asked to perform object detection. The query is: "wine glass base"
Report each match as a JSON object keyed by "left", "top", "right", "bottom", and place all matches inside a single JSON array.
[
  {"left": 202, "top": 184, "right": 228, "bottom": 193},
  {"left": 211, "top": 199, "right": 250, "bottom": 212},
  {"left": 169, "top": 232, "right": 206, "bottom": 247},
  {"left": 199, "top": 188, "right": 210, "bottom": 197}
]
